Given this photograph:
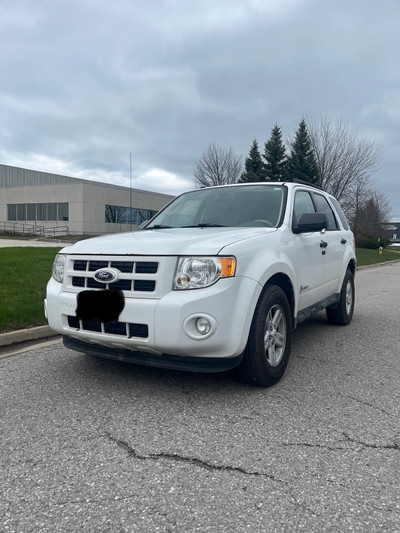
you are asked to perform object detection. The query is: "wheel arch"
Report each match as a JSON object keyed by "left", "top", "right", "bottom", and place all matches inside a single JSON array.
[
  {"left": 238, "top": 276, "right": 294, "bottom": 386},
  {"left": 347, "top": 258, "right": 356, "bottom": 276},
  {"left": 264, "top": 273, "right": 295, "bottom": 327}
]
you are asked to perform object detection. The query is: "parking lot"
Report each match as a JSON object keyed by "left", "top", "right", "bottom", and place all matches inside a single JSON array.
[{"left": 1, "top": 262, "right": 399, "bottom": 532}]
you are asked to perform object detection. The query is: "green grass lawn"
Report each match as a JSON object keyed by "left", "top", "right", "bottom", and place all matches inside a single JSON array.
[
  {"left": 0, "top": 245, "right": 399, "bottom": 334},
  {"left": 0, "top": 247, "right": 61, "bottom": 333},
  {"left": 356, "top": 247, "right": 400, "bottom": 267}
]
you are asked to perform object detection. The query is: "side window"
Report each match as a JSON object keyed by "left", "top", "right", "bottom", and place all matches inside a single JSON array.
[
  {"left": 314, "top": 194, "right": 339, "bottom": 231},
  {"left": 313, "top": 194, "right": 339, "bottom": 230},
  {"left": 329, "top": 197, "right": 349, "bottom": 230},
  {"left": 292, "top": 191, "right": 315, "bottom": 229}
]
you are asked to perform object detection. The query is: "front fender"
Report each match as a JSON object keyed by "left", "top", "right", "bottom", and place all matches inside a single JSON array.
[{"left": 223, "top": 232, "right": 299, "bottom": 316}]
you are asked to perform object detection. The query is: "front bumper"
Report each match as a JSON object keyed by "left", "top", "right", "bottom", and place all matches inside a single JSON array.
[
  {"left": 46, "top": 275, "right": 261, "bottom": 361},
  {"left": 63, "top": 336, "right": 243, "bottom": 373}
]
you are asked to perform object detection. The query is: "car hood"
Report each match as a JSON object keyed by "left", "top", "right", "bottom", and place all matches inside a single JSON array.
[{"left": 65, "top": 227, "right": 276, "bottom": 256}]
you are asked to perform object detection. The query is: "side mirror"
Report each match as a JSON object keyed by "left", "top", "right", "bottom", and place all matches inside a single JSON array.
[{"left": 293, "top": 212, "right": 328, "bottom": 234}]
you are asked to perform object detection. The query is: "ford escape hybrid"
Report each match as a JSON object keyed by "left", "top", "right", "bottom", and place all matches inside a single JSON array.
[{"left": 45, "top": 182, "right": 356, "bottom": 386}]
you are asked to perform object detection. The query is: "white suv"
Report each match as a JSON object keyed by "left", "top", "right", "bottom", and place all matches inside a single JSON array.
[{"left": 46, "top": 182, "right": 356, "bottom": 386}]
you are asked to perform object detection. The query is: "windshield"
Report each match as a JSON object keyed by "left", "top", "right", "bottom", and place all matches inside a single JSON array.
[{"left": 144, "top": 185, "right": 287, "bottom": 229}]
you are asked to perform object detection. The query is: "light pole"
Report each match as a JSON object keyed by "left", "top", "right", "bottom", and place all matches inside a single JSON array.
[{"left": 130, "top": 152, "right": 133, "bottom": 232}]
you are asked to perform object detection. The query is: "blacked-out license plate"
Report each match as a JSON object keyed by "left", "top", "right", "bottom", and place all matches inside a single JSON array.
[{"left": 76, "top": 290, "right": 125, "bottom": 323}]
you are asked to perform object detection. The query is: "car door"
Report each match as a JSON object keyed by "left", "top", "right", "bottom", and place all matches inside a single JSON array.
[
  {"left": 311, "top": 192, "right": 343, "bottom": 293},
  {"left": 289, "top": 190, "right": 331, "bottom": 311}
]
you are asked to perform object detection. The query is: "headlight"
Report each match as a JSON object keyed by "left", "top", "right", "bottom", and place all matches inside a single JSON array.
[
  {"left": 52, "top": 254, "right": 67, "bottom": 283},
  {"left": 173, "top": 256, "right": 235, "bottom": 290}
]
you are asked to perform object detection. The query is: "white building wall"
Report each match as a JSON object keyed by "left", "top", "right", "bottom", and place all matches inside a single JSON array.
[
  {"left": 0, "top": 165, "right": 174, "bottom": 235},
  {"left": 80, "top": 182, "right": 174, "bottom": 233}
]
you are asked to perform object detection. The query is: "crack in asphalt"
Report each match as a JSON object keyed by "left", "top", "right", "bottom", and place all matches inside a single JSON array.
[
  {"left": 268, "top": 428, "right": 400, "bottom": 452},
  {"left": 342, "top": 433, "right": 399, "bottom": 450},
  {"left": 279, "top": 442, "right": 345, "bottom": 451},
  {"left": 339, "top": 393, "right": 395, "bottom": 417},
  {"left": 107, "top": 434, "right": 287, "bottom": 484},
  {"left": 278, "top": 435, "right": 399, "bottom": 453}
]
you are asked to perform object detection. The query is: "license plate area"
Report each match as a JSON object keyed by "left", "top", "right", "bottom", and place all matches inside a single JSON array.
[{"left": 76, "top": 290, "right": 125, "bottom": 323}]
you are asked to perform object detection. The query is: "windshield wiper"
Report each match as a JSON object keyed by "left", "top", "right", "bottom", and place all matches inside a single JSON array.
[
  {"left": 180, "top": 223, "right": 226, "bottom": 228},
  {"left": 143, "top": 224, "right": 173, "bottom": 230}
]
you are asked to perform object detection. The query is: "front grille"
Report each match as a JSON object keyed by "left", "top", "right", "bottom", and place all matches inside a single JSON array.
[
  {"left": 73, "top": 260, "right": 158, "bottom": 274},
  {"left": 72, "top": 276, "right": 85, "bottom": 287},
  {"left": 135, "top": 262, "right": 158, "bottom": 274},
  {"left": 109, "top": 280, "right": 132, "bottom": 291},
  {"left": 88, "top": 260, "right": 108, "bottom": 271},
  {"left": 110, "top": 261, "right": 134, "bottom": 273},
  {"left": 133, "top": 280, "right": 156, "bottom": 292},
  {"left": 72, "top": 277, "right": 155, "bottom": 292},
  {"left": 74, "top": 260, "right": 87, "bottom": 271},
  {"left": 70, "top": 259, "right": 158, "bottom": 293},
  {"left": 87, "top": 278, "right": 104, "bottom": 289},
  {"left": 67, "top": 315, "right": 148, "bottom": 338}
]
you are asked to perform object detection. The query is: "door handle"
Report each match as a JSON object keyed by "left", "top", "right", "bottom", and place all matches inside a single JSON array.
[
  {"left": 341, "top": 238, "right": 347, "bottom": 244},
  {"left": 320, "top": 241, "right": 328, "bottom": 248}
]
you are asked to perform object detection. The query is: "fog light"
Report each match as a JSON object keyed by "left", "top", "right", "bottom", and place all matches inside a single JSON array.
[{"left": 195, "top": 317, "right": 211, "bottom": 335}]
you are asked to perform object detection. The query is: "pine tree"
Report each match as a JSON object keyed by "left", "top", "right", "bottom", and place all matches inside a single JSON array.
[
  {"left": 286, "top": 119, "right": 320, "bottom": 185},
  {"left": 239, "top": 139, "right": 265, "bottom": 182},
  {"left": 263, "top": 124, "right": 287, "bottom": 182}
]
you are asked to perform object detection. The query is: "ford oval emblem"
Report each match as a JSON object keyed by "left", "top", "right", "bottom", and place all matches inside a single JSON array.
[{"left": 93, "top": 268, "right": 119, "bottom": 283}]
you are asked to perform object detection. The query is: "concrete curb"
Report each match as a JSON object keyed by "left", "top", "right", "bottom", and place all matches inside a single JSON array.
[
  {"left": 357, "top": 258, "right": 400, "bottom": 270},
  {"left": 0, "top": 325, "right": 60, "bottom": 348}
]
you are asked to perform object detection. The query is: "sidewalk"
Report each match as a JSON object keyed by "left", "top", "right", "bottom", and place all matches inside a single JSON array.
[{"left": 0, "top": 238, "right": 71, "bottom": 248}]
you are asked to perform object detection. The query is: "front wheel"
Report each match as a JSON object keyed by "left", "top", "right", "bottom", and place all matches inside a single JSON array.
[
  {"left": 238, "top": 284, "right": 292, "bottom": 387},
  {"left": 326, "top": 269, "right": 355, "bottom": 325}
]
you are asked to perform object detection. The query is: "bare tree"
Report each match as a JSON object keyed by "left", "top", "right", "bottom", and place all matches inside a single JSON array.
[
  {"left": 307, "top": 116, "right": 382, "bottom": 204},
  {"left": 372, "top": 190, "right": 391, "bottom": 226},
  {"left": 342, "top": 174, "right": 391, "bottom": 243},
  {"left": 344, "top": 173, "right": 372, "bottom": 238},
  {"left": 354, "top": 191, "right": 391, "bottom": 246},
  {"left": 193, "top": 142, "right": 243, "bottom": 188}
]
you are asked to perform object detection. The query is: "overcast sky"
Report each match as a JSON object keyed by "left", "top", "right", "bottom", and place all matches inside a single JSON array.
[{"left": 1, "top": 0, "right": 399, "bottom": 218}]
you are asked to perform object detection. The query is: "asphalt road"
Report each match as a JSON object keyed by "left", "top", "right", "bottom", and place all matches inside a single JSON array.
[{"left": 1, "top": 263, "right": 399, "bottom": 533}]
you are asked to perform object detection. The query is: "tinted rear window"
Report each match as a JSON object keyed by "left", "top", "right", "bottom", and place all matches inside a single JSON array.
[{"left": 329, "top": 197, "right": 349, "bottom": 230}]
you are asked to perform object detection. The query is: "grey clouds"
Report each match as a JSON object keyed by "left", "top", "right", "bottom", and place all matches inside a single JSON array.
[{"left": 1, "top": 0, "right": 399, "bottom": 217}]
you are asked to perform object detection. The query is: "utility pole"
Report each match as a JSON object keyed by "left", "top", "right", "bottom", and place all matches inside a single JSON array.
[{"left": 130, "top": 152, "right": 133, "bottom": 231}]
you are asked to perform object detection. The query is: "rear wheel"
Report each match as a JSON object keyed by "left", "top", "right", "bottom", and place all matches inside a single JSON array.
[
  {"left": 326, "top": 269, "right": 355, "bottom": 325},
  {"left": 238, "top": 284, "right": 292, "bottom": 387}
]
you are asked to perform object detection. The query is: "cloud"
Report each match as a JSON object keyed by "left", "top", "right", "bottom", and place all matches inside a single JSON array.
[
  {"left": 133, "top": 168, "right": 190, "bottom": 195},
  {"left": 0, "top": 150, "right": 190, "bottom": 197},
  {"left": 0, "top": 152, "right": 77, "bottom": 178},
  {"left": 0, "top": 0, "right": 399, "bottom": 217}
]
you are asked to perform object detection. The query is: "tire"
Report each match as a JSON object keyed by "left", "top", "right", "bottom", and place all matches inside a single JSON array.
[
  {"left": 326, "top": 269, "right": 355, "bottom": 325},
  {"left": 238, "top": 284, "right": 292, "bottom": 387}
]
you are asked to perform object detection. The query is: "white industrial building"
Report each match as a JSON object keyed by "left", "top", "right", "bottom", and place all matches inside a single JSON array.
[{"left": 0, "top": 164, "right": 174, "bottom": 236}]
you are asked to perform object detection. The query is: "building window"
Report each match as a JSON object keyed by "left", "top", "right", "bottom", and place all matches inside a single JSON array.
[
  {"left": 7, "top": 203, "right": 69, "bottom": 222},
  {"left": 47, "top": 203, "right": 57, "bottom": 221},
  {"left": 105, "top": 205, "right": 157, "bottom": 225},
  {"left": 26, "top": 204, "right": 36, "bottom": 220},
  {"left": 7, "top": 204, "right": 17, "bottom": 221},
  {"left": 37, "top": 203, "right": 47, "bottom": 221},
  {"left": 16, "top": 204, "right": 27, "bottom": 221},
  {"left": 58, "top": 202, "right": 69, "bottom": 221}
]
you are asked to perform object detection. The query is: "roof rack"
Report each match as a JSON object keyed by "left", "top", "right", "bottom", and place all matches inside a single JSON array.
[{"left": 292, "top": 178, "right": 324, "bottom": 191}]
